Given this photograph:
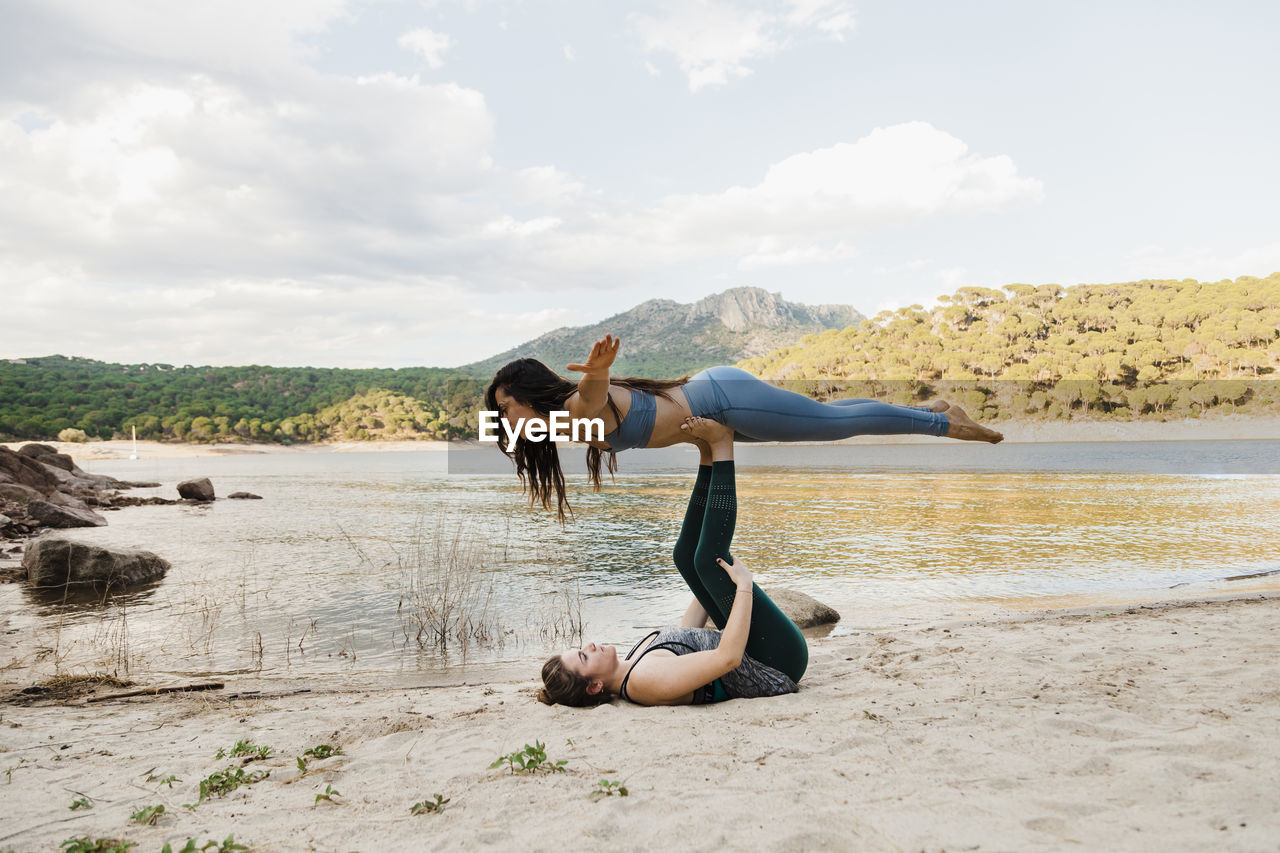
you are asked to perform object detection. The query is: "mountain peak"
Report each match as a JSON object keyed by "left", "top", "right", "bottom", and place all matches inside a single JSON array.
[{"left": 462, "top": 287, "right": 863, "bottom": 377}]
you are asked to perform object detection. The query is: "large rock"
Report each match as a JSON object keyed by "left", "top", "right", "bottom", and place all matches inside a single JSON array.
[
  {"left": 18, "top": 443, "right": 76, "bottom": 471},
  {"left": 27, "top": 500, "right": 108, "bottom": 529},
  {"left": 0, "top": 447, "right": 58, "bottom": 494},
  {"left": 43, "top": 464, "right": 127, "bottom": 491},
  {"left": 24, "top": 536, "right": 170, "bottom": 588},
  {"left": 177, "top": 478, "right": 215, "bottom": 501},
  {"left": 0, "top": 483, "right": 42, "bottom": 503},
  {"left": 22, "top": 443, "right": 143, "bottom": 489},
  {"left": 17, "top": 443, "right": 59, "bottom": 458},
  {"left": 765, "top": 587, "right": 841, "bottom": 628}
]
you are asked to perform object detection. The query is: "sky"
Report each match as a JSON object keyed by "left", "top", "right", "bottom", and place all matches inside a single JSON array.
[{"left": 2, "top": 1, "right": 1278, "bottom": 369}]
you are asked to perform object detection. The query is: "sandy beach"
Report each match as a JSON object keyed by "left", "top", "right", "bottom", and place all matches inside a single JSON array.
[
  {"left": 3, "top": 418, "right": 1278, "bottom": 850},
  {"left": 3, "top": 589, "right": 1278, "bottom": 852}
]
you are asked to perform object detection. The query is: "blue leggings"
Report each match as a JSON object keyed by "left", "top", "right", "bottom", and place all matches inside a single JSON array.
[{"left": 682, "top": 366, "right": 949, "bottom": 441}]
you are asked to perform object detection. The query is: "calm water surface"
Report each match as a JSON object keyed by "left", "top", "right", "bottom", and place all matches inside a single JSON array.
[{"left": 4, "top": 441, "right": 1278, "bottom": 683}]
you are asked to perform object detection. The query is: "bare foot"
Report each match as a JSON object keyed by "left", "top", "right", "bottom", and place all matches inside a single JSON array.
[
  {"left": 944, "top": 406, "right": 1004, "bottom": 444},
  {"left": 926, "top": 399, "right": 950, "bottom": 413},
  {"left": 680, "top": 416, "right": 734, "bottom": 450}
]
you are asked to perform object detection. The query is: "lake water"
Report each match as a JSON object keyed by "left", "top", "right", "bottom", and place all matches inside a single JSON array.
[{"left": 4, "top": 440, "right": 1279, "bottom": 685}]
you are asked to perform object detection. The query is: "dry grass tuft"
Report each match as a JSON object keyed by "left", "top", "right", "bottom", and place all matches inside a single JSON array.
[{"left": 396, "top": 517, "right": 502, "bottom": 656}]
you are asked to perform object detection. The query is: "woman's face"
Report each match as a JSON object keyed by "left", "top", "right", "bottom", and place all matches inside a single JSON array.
[
  {"left": 493, "top": 388, "right": 545, "bottom": 431},
  {"left": 559, "top": 641, "right": 616, "bottom": 681}
]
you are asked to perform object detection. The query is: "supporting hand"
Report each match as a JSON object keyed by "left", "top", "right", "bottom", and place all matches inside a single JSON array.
[{"left": 717, "top": 556, "right": 752, "bottom": 591}]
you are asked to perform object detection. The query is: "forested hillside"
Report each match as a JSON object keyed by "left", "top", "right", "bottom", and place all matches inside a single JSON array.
[
  {"left": 740, "top": 274, "right": 1280, "bottom": 421},
  {"left": 2, "top": 274, "right": 1277, "bottom": 444},
  {"left": 0, "top": 359, "right": 482, "bottom": 442}
]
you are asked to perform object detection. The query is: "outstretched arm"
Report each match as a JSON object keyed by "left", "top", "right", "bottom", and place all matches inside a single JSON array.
[{"left": 565, "top": 334, "right": 620, "bottom": 419}]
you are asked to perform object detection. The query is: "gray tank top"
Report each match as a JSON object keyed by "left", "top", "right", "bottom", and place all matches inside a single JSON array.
[{"left": 618, "top": 626, "right": 798, "bottom": 704}]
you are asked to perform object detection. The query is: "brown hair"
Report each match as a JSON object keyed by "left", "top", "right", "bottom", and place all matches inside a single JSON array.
[
  {"left": 537, "top": 654, "right": 612, "bottom": 707},
  {"left": 485, "top": 358, "right": 689, "bottom": 523}
]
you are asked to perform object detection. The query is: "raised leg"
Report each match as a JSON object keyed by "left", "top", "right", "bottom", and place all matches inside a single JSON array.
[
  {"left": 671, "top": 461, "right": 723, "bottom": 628},
  {"left": 680, "top": 417, "right": 808, "bottom": 682},
  {"left": 686, "top": 366, "right": 1002, "bottom": 443}
]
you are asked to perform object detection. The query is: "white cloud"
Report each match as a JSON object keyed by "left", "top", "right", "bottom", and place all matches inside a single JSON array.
[
  {"left": 398, "top": 26, "right": 453, "bottom": 68},
  {"left": 0, "top": 266, "right": 518, "bottom": 367},
  {"left": 563, "top": 44, "right": 576, "bottom": 61},
  {"left": 873, "top": 259, "right": 929, "bottom": 275},
  {"left": 785, "top": 0, "right": 855, "bottom": 38},
  {"left": 750, "top": 123, "right": 1043, "bottom": 216},
  {"left": 1123, "top": 243, "right": 1280, "bottom": 283},
  {"left": 738, "top": 239, "right": 857, "bottom": 271},
  {"left": 0, "top": 3, "right": 1042, "bottom": 368},
  {"left": 935, "top": 267, "right": 968, "bottom": 289},
  {"left": 631, "top": 0, "right": 855, "bottom": 91},
  {"left": 504, "top": 122, "right": 1041, "bottom": 278},
  {"left": 1, "top": 0, "right": 349, "bottom": 97},
  {"left": 0, "top": 71, "right": 497, "bottom": 283}
]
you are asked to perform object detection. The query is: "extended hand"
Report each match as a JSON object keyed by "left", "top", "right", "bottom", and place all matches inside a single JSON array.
[
  {"left": 716, "top": 556, "right": 752, "bottom": 591},
  {"left": 567, "top": 334, "right": 620, "bottom": 375}
]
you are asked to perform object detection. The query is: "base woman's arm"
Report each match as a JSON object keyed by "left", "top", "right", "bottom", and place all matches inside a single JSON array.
[
  {"left": 711, "top": 557, "right": 754, "bottom": 664},
  {"left": 625, "top": 557, "right": 754, "bottom": 704}
]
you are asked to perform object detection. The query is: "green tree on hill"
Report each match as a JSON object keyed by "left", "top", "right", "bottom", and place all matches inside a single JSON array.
[{"left": 740, "top": 273, "right": 1280, "bottom": 422}]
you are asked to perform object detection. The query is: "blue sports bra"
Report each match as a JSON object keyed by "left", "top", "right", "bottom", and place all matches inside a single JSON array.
[{"left": 601, "top": 388, "right": 656, "bottom": 452}]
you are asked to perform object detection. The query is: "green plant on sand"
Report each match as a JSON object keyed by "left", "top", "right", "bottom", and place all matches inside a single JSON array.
[
  {"left": 185, "top": 767, "right": 270, "bottom": 807},
  {"left": 410, "top": 794, "right": 450, "bottom": 815},
  {"left": 589, "top": 779, "right": 629, "bottom": 799},
  {"left": 129, "top": 804, "right": 165, "bottom": 826},
  {"left": 59, "top": 840, "right": 134, "bottom": 853},
  {"left": 161, "top": 836, "right": 247, "bottom": 853},
  {"left": 215, "top": 739, "right": 272, "bottom": 762},
  {"left": 490, "top": 741, "right": 567, "bottom": 775}
]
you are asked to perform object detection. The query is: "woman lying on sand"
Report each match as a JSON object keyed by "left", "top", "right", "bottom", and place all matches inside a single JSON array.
[
  {"left": 486, "top": 335, "right": 1003, "bottom": 520},
  {"left": 539, "top": 417, "right": 807, "bottom": 706}
]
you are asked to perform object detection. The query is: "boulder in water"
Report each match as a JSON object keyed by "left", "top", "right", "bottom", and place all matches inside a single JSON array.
[
  {"left": 177, "top": 478, "right": 215, "bottom": 502},
  {"left": 227, "top": 492, "right": 262, "bottom": 500},
  {"left": 765, "top": 587, "right": 841, "bottom": 628},
  {"left": 23, "top": 536, "right": 171, "bottom": 588}
]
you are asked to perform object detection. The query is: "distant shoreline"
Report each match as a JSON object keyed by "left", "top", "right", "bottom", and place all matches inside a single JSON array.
[{"left": 4, "top": 412, "right": 1278, "bottom": 460}]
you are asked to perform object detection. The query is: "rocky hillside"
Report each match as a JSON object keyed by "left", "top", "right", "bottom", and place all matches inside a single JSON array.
[{"left": 462, "top": 287, "right": 864, "bottom": 378}]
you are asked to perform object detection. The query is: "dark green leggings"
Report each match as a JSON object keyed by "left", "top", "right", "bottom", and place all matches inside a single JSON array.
[{"left": 671, "top": 461, "right": 808, "bottom": 683}]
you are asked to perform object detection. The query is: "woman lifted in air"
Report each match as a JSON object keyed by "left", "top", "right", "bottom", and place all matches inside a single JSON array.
[
  {"left": 539, "top": 417, "right": 806, "bottom": 706},
  {"left": 486, "top": 334, "right": 1003, "bottom": 521}
]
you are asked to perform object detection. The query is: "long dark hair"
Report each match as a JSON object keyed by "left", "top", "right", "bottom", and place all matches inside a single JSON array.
[{"left": 484, "top": 358, "right": 688, "bottom": 522}]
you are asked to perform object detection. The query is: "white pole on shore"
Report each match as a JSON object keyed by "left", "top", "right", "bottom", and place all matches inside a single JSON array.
[{"left": 130, "top": 425, "right": 138, "bottom": 460}]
